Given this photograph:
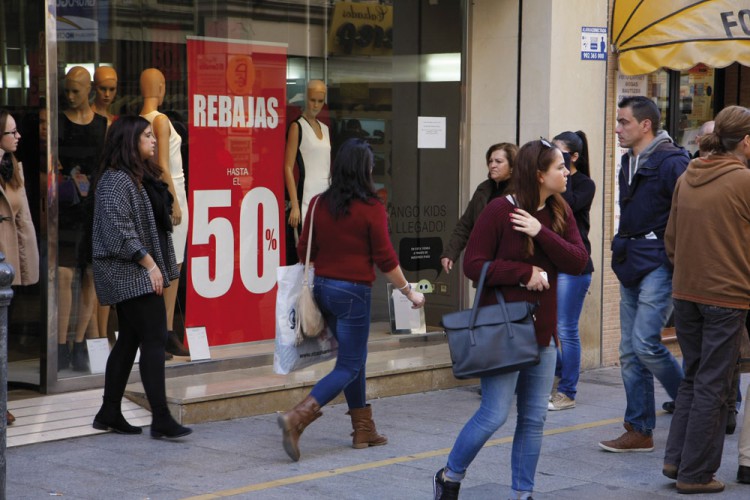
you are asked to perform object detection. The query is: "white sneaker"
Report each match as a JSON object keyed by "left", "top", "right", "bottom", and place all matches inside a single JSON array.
[{"left": 548, "top": 392, "right": 576, "bottom": 411}]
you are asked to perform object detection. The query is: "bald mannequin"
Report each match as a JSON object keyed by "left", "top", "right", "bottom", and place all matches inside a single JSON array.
[
  {"left": 58, "top": 66, "right": 108, "bottom": 371},
  {"left": 91, "top": 66, "right": 118, "bottom": 127},
  {"left": 283, "top": 79, "right": 330, "bottom": 235},
  {"left": 140, "top": 68, "right": 190, "bottom": 357},
  {"left": 63, "top": 66, "right": 95, "bottom": 126}
]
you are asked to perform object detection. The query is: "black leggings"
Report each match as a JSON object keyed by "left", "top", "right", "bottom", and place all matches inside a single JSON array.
[{"left": 103, "top": 293, "right": 168, "bottom": 412}]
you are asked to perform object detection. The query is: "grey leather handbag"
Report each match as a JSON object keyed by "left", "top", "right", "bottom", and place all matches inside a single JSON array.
[{"left": 442, "top": 261, "right": 540, "bottom": 379}]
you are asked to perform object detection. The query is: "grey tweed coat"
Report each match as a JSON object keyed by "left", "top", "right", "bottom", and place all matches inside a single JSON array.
[{"left": 92, "top": 169, "right": 179, "bottom": 305}]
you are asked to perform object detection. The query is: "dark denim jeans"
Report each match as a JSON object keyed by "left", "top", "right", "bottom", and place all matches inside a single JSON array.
[
  {"left": 664, "top": 299, "right": 745, "bottom": 484},
  {"left": 309, "top": 276, "right": 371, "bottom": 409}
]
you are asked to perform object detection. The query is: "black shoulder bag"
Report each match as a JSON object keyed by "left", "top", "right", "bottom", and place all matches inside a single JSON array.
[{"left": 441, "top": 261, "right": 540, "bottom": 379}]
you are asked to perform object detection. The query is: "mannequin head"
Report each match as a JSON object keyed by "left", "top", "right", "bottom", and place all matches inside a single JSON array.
[
  {"left": 304, "top": 79, "right": 326, "bottom": 118},
  {"left": 140, "top": 68, "right": 166, "bottom": 104},
  {"left": 93, "top": 66, "right": 118, "bottom": 111},
  {"left": 64, "top": 66, "right": 92, "bottom": 111}
]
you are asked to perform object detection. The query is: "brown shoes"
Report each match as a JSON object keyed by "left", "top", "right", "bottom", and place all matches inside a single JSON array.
[
  {"left": 676, "top": 479, "right": 724, "bottom": 494},
  {"left": 347, "top": 404, "right": 387, "bottom": 449},
  {"left": 6, "top": 411, "right": 15, "bottom": 426},
  {"left": 277, "top": 395, "right": 322, "bottom": 461},
  {"left": 599, "top": 422, "right": 654, "bottom": 452}
]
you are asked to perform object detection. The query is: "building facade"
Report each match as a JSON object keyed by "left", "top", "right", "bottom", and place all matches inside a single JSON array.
[{"left": 3, "top": 0, "right": 747, "bottom": 395}]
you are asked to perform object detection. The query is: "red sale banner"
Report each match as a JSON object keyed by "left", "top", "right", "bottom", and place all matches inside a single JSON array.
[{"left": 186, "top": 37, "right": 287, "bottom": 345}]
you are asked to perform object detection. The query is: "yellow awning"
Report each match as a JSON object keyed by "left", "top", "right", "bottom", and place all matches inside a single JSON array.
[{"left": 611, "top": 0, "right": 750, "bottom": 75}]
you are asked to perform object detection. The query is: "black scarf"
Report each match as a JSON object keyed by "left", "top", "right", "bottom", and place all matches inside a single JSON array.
[{"left": 142, "top": 174, "right": 173, "bottom": 234}]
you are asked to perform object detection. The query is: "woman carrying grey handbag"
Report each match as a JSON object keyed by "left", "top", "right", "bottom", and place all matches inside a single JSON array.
[{"left": 434, "top": 139, "right": 588, "bottom": 500}]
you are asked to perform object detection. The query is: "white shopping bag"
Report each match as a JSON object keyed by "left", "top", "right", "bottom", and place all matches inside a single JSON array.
[{"left": 273, "top": 264, "right": 338, "bottom": 375}]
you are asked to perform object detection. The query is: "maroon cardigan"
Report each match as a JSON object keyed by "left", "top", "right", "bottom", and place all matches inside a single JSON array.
[{"left": 463, "top": 196, "right": 588, "bottom": 346}]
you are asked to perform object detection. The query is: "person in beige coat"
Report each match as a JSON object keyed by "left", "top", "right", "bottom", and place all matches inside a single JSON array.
[{"left": 0, "top": 109, "right": 40, "bottom": 426}]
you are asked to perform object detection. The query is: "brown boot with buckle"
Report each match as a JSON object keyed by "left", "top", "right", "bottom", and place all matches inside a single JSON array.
[
  {"left": 277, "top": 395, "right": 322, "bottom": 461},
  {"left": 598, "top": 422, "right": 654, "bottom": 452},
  {"left": 347, "top": 404, "right": 388, "bottom": 449}
]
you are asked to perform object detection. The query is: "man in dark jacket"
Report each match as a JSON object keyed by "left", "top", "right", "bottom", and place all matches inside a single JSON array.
[{"left": 599, "top": 96, "right": 688, "bottom": 453}]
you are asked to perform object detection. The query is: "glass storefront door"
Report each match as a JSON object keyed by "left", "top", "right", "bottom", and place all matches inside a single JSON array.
[{"left": 3, "top": 0, "right": 466, "bottom": 390}]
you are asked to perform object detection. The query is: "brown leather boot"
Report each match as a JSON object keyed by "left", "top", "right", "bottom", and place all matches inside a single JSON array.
[
  {"left": 277, "top": 395, "right": 322, "bottom": 461},
  {"left": 347, "top": 404, "right": 387, "bottom": 449}
]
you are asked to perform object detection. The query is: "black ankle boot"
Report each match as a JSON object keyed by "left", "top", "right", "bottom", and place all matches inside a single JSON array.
[
  {"left": 166, "top": 331, "right": 190, "bottom": 357},
  {"left": 58, "top": 343, "right": 70, "bottom": 370},
  {"left": 150, "top": 407, "right": 192, "bottom": 439},
  {"left": 71, "top": 341, "right": 90, "bottom": 372},
  {"left": 92, "top": 398, "right": 142, "bottom": 434}
]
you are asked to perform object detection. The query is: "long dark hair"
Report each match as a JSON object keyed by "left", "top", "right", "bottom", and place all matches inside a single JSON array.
[
  {"left": 322, "top": 138, "right": 379, "bottom": 217},
  {"left": 510, "top": 139, "right": 568, "bottom": 257},
  {"left": 553, "top": 130, "right": 590, "bottom": 177},
  {"left": 95, "top": 115, "right": 162, "bottom": 188}
]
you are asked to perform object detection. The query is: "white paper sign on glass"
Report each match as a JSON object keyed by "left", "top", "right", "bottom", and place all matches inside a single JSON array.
[
  {"left": 417, "top": 116, "right": 446, "bottom": 149},
  {"left": 86, "top": 338, "right": 111, "bottom": 374}
]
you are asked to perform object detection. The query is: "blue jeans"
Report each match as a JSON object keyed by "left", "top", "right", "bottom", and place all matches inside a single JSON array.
[
  {"left": 555, "top": 272, "right": 592, "bottom": 399},
  {"left": 309, "top": 276, "right": 371, "bottom": 409},
  {"left": 619, "top": 264, "right": 683, "bottom": 435},
  {"left": 444, "top": 341, "right": 556, "bottom": 498}
]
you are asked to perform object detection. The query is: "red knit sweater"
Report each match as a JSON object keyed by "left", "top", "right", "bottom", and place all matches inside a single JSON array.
[
  {"left": 463, "top": 196, "right": 588, "bottom": 346},
  {"left": 297, "top": 195, "right": 399, "bottom": 285}
]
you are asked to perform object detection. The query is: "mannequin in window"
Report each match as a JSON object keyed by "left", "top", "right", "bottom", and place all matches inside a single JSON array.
[
  {"left": 91, "top": 66, "right": 119, "bottom": 345},
  {"left": 283, "top": 80, "right": 330, "bottom": 264},
  {"left": 57, "top": 66, "right": 107, "bottom": 372},
  {"left": 139, "top": 68, "right": 190, "bottom": 357},
  {"left": 91, "top": 66, "right": 118, "bottom": 127}
]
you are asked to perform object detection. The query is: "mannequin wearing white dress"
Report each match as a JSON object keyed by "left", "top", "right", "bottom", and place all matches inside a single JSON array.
[{"left": 284, "top": 80, "right": 331, "bottom": 230}]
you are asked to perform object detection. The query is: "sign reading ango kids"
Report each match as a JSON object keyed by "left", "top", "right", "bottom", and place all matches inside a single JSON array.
[{"left": 186, "top": 37, "right": 287, "bottom": 345}]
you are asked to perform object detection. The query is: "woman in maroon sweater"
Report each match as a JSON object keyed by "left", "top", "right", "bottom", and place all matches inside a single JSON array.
[
  {"left": 278, "top": 138, "right": 425, "bottom": 462},
  {"left": 434, "top": 139, "right": 587, "bottom": 500}
]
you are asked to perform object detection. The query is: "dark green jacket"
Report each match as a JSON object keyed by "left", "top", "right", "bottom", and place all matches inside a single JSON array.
[{"left": 441, "top": 178, "right": 507, "bottom": 262}]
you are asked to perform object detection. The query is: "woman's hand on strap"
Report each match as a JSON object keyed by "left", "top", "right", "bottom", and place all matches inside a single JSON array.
[{"left": 510, "top": 208, "right": 542, "bottom": 237}]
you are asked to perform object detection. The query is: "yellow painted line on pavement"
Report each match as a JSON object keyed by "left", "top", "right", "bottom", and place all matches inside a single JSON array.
[{"left": 183, "top": 415, "right": 625, "bottom": 499}]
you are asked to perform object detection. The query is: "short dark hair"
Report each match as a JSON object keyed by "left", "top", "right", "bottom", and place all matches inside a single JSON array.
[{"left": 618, "top": 95, "right": 660, "bottom": 135}]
